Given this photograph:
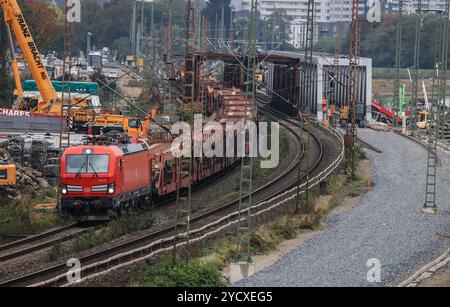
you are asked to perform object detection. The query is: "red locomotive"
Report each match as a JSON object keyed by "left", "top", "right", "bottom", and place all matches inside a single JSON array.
[
  {"left": 60, "top": 140, "right": 153, "bottom": 221},
  {"left": 60, "top": 87, "right": 256, "bottom": 221}
]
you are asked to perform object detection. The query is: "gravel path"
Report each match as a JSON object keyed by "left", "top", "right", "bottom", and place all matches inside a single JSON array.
[{"left": 235, "top": 129, "right": 450, "bottom": 287}]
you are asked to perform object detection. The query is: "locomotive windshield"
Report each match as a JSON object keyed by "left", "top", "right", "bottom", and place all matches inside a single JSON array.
[{"left": 66, "top": 154, "right": 110, "bottom": 174}]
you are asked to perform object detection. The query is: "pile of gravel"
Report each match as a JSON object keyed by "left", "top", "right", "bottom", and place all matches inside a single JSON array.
[{"left": 234, "top": 129, "right": 450, "bottom": 287}]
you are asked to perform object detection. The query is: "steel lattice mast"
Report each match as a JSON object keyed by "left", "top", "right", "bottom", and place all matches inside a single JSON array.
[
  {"left": 410, "top": 0, "right": 422, "bottom": 133},
  {"left": 235, "top": 0, "right": 257, "bottom": 264},
  {"left": 393, "top": 0, "right": 404, "bottom": 127},
  {"left": 344, "top": 0, "right": 361, "bottom": 178},
  {"left": 173, "top": 0, "right": 196, "bottom": 263},
  {"left": 423, "top": 0, "right": 449, "bottom": 212}
]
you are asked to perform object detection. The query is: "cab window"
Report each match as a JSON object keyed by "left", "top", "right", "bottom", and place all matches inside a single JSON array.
[
  {"left": 66, "top": 154, "right": 110, "bottom": 174},
  {"left": 128, "top": 119, "right": 141, "bottom": 129}
]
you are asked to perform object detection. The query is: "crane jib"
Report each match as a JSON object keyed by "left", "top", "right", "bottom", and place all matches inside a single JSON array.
[
  {"left": 27, "top": 42, "right": 45, "bottom": 70},
  {"left": 16, "top": 14, "right": 30, "bottom": 38},
  {"left": 15, "top": 14, "right": 45, "bottom": 72}
]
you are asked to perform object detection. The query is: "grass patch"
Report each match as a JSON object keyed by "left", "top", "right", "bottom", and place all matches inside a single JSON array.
[
  {"left": 0, "top": 189, "right": 67, "bottom": 242},
  {"left": 44, "top": 211, "right": 155, "bottom": 260},
  {"left": 61, "top": 212, "right": 154, "bottom": 254},
  {"left": 68, "top": 211, "right": 155, "bottom": 254},
  {"left": 32, "top": 188, "right": 57, "bottom": 204},
  {"left": 137, "top": 256, "right": 222, "bottom": 287},
  {"left": 203, "top": 191, "right": 239, "bottom": 209},
  {"left": 373, "top": 67, "right": 434, "bottom": 79}
]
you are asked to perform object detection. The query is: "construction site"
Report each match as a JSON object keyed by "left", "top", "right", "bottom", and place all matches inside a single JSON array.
[{"left": 0, "top": 0, "right": 448, "bottom": 292}]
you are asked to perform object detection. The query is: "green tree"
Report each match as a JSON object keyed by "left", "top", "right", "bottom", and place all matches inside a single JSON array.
[
  {"left": 0, "top": 17, "right": 13, "bottom": 106},
  {"left": 342, "top": 14, "right": 445, "bottom": 69},
  {"left": 261, "top": 9, "right": 293, "bottom": 51},
  {"left": 202, "top": 0, "right": 232, "bottom": 41},
  {"left": 313, "top": 36, "right": 336, "bottom": 53}
]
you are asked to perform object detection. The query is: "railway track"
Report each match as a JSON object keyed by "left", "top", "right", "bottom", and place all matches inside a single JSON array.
[
  {"left": 333, "top": 126, "right": 382, "bottom": 154},
  {"left": 355, "top": 136, "right": 382, "bottom": 153},
  {"left": 0, "top": 223, "right": 89, "bottom": 263},
  {"left": 0, "top": 106, "right": 343, "bottom": 287},
  {"left": 392, "top": 130, "right": 440, "bottom": 163}
]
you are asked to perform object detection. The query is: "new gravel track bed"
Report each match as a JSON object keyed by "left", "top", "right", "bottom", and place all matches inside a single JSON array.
[{"left": 235, "top": 128, "right": 450, "bottom": 287}]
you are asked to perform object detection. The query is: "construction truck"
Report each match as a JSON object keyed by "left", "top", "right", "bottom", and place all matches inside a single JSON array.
[
  {"left": 339, "top": 102, "right": 366, "bottom": 128},
  {"left": 0, "top": 162, "right": 16, "bottom": 186},
  {"left": 73, "top": 113, "right": 151, "bottom": 140},
  {"left": 0, "top": 0, "right": 148, "bottom": 139}
]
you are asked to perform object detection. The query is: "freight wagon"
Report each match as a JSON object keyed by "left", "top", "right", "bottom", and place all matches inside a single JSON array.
[{"left": 60, "top": 87, "right": 257, "bottom": 221}]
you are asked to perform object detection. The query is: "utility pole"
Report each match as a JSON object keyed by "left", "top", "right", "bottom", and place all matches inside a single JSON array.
[
  {"left": 423, "top": 0, "right": 449, "bottom": 213},
  {"left": 173, "top": 0, "right": 196, "bottom": 264},
  {"left": 345, "top": 0, "right": 361, "bottom": 178},
  {"left": 86, "top": 32, "right": 92, "bottom": 65},
  {"left": 295, "top": 0, "right": 314, "bottom": 213},
  {"left": 234, "top": 0, "right": 258, "bottom": 267},
  {"left": 332, "top": 21, "right": 340, "bottom": 121},
  {"left": 393, "top": 0, "right": 403, "bottom": 127},
  {"left": 200, "top": 16, "right": 208, "bottom": 115},
  {"left": 410, "top": 0, "right": 422, "bottom": 133},
  {"left": 220, "top": 2, "right": 225, "bottom": 52},
  {"left": 139, "top": 0, "right": 145, "bottom": 59},
  {"left": 229, "top": 7, "right": 234, "bottom": 49}
]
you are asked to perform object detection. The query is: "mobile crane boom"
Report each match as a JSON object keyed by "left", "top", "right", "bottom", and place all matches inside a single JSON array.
[{"left": 1, "top": 0, "right": 58, "bottom": 109}]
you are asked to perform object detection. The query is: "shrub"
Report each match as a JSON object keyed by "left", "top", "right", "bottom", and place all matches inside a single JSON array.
[{"left": 140, "top": 257, "right": 221, "bottom": 287}]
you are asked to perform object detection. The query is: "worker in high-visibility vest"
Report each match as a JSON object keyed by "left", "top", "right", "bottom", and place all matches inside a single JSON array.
[{"left": 322, "top": 97, "right": 329, "bottom": 128}]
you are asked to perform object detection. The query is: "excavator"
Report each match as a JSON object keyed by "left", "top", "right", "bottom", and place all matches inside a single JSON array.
[
  {"left": 0, "top": 0, "right": 149, "bottom": 140},
  {"left": 0, "top": 161, "right": 15, "bottom": 186}
]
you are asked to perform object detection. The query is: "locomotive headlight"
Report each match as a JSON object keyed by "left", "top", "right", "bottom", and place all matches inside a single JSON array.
[
  {"left": 61, "top": 186, "right": 68, "bottom": 195},
  {"left": 107, "top": 184, "right": 115, "bottom": 194}
]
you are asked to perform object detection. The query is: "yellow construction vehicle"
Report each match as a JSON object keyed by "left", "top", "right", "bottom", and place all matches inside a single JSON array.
[
  {"left": 340, "top": 106, "right": 349, "bottom": 127},
  {"left": 0, "top": 162, "right": 16, "bottom": 186},
  {"left": 1, "top": 0, "right": 148, "bottom": 139},
  {"left": 91, "top": 114, "right": 150, "bottom": 140},
  {"left": 1, "top": 0, "right": 65, "bottom": 113},
  {"left": 417, "top": 111, "right": 429, "bottom": 129}
]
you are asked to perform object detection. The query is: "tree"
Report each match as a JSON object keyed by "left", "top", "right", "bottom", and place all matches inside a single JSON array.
[
  {"left": 313, "top": 36, "right": 336, "bottom": 53},
  {"left": 261, "top": 9, "right": 293, "bottom": 51},
  {"left": 0, "top": 16, "right": 13, "bottom": 106},
  {"left": 341, "top": 13, "right": 445, "bottom": 69},
  {"left": 202, "top": 0, "right": 232, "bottom": 41},
  {"left": 20, "top": 0, "right": 64, "bottom": 53}
]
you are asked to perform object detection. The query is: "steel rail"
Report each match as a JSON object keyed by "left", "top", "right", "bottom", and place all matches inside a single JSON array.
[{"left": 0, "top": 106, "right": 339, "bottom": 287}]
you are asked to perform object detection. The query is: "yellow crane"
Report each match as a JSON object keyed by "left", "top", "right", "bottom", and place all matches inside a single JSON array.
[
  {"left": 1, "top": 0, "right": 62, "bottom": 113},
  {"left": 1, "top": 0, "right": 149, "bottom": 139}
]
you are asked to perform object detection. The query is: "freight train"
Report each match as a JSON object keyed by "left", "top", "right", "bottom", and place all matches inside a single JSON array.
[{"left": 60, "top": 87, "right": 256, "bottom": 221}]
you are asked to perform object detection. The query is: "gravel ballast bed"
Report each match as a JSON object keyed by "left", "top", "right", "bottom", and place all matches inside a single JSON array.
[{"left": 235, "top": 128, "right": 450, "bottom": 287}]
